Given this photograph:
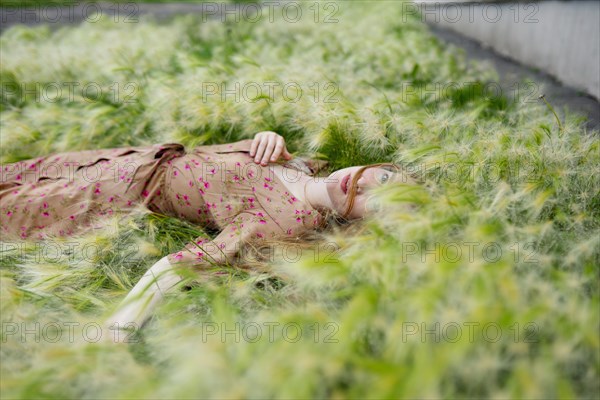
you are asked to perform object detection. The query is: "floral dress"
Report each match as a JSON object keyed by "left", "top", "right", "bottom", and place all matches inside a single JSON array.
[{"left": 0, "top": 140, "right": 324, "bottom": 266}]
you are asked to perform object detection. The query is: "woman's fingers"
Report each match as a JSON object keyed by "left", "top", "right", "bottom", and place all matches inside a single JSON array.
[
  {"left": 254, "top": 139, "right": 268, "bottom": 164},
  {"left": 282, "top": 147, "right": 292, "bottom": 160},
  {"left": 270, "top": 136, "right": 286, "bottom": 161},
  {"left": 272, "top": 138, "right": 292, "bottom": 161},
  {"left": 260, "top": 135, "right": 277, "bottom": 165},
  {"left": 250, "top": 131, "right": 291, "bottom": 165},
  {"left": 249, "top": 135, "right": 261, "bottom": 158}
]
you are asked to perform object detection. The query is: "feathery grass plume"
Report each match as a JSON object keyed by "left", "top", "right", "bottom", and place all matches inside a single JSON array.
[{"left": 1, "top": 0, "right": 599, "bottom": 398}]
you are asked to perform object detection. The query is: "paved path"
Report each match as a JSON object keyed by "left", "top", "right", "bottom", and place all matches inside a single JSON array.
[
  {"left": 0, "top": 2, "right": 235, "bottom": 31},
  {"left": 1, "top": 2, "right": 598, "bottom": 131},
  {"left": 429, "top": 25, "right": 599, "bottom": 131}
]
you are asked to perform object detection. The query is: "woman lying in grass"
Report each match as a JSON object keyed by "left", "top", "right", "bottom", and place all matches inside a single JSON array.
[{"left": 0, "top": 131, "right": 413, "bottom": 341}]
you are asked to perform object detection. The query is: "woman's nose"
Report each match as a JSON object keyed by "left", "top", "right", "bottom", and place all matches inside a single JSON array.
[{"left": 356, "top": 176, "right": 367, "bottom": 192}]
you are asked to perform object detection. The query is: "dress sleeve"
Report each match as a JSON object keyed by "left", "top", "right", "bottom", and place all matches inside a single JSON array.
[
  {"left": 191, "top": 139, "right": 253, "bottom": 154},
  {"left": 167, "top": 208, "right": 283, "bottom": 267}
]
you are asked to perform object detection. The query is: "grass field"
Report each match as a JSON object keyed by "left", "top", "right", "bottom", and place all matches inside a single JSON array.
[{"left": 1, "top": 1, "right": 599, "bottom": 398}]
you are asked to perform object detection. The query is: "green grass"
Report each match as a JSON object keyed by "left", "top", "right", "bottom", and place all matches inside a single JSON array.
[{"left": 1, "top": 1, "right": 599, "bottom": 398}]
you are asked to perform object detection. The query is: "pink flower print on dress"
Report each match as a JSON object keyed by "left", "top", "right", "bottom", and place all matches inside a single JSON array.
[
  {"left": 142, "top": 190, "right": 149, "bottom": 198},
  {"left": 6, "top": 211, "right": 12, "bottom": 217},
  {"left": 256, "top": 212, "right": 267, "bottom": 224},
  {"left": 174, "top": 252, "right": 183, "bottom": 260}
]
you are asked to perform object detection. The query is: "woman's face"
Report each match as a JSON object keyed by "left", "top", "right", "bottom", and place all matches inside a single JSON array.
[{"left": 325, "top": 165, "right": 397, "bottom": 219}]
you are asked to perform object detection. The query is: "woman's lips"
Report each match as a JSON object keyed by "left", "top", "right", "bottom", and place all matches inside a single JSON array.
[{"left": 341, "top": 174, "right": 350, "bottom": 195}]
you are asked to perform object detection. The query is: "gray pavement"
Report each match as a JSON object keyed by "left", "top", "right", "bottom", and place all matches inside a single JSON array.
[
  {"left": 0, "top": 2, "right": 232, "bottom": 31},
  {"left": 428, "top": 25, "right": 599, "bottom": 132}
]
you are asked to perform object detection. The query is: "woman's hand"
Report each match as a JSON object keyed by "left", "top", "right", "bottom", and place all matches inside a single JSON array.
[{"left": 250, "top": 131, "right": 292, "bottom": 166}]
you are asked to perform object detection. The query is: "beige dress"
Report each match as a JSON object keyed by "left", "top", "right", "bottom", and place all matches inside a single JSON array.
[{"left": 0, "top": 140, "right": 325, "bottom": 266}]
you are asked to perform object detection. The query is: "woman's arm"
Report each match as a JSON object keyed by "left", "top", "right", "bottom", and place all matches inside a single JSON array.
[
  {"left": 104, "top": 256, "right": 182, "bottom": 342},
  {"left": 104, "top": 209, "right": 281, "bottom": 343}
]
